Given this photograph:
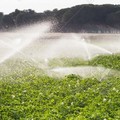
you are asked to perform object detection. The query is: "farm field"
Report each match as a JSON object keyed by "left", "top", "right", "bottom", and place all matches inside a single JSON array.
[{"left": 0, "top": 28, "right": 120, "bottom": 120}]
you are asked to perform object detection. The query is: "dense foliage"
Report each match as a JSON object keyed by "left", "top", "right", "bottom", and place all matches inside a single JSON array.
[
  {"left": 48, "top": 54, "right": 120, "bottom": 70},
  {"left": 0, "top": 74, "right": 120, "bottom": 119},
  {"left": 0, "top": 54, "right": 120, "bottom": 119},
  {"left": 1, "top": 4, "right": 120, "bottom": 32},
  {"left": 89, "top": 54, "right": 120, "bottom": 70}
]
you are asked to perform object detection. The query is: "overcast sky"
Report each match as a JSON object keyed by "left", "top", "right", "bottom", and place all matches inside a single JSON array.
[{"left": 0, "top": 0, "right": 120, "bottom": 14}]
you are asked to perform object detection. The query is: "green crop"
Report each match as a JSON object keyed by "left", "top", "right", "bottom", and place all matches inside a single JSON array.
[{"left": 0, "top": 54, "right": 120, "bottom": 120}]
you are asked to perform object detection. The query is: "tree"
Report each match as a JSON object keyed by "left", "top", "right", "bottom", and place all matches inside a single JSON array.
[
  {"left": 0, "top": 12, "right": 3, "bottom": 29},
  {"left": 2, "top": 15, "right": 15, "bottom": 29},
  {"left": 106, "top": 11, "right": 120, "bottom": 27}
]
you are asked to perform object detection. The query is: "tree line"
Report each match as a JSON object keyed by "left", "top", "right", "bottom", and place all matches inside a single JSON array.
[{"left": 1, "top": 4, "right": 120, "bottom": 33}]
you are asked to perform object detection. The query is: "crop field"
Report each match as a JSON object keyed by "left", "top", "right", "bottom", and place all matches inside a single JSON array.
[
  {"left": 0, "top": 24, "right": 120, "bottom": 119},
  {"left": 1, "top": 1, "right": 120, "bottom": 119},
  {"left": 0, "top": 54, "right": 120, "bottom": 120}
]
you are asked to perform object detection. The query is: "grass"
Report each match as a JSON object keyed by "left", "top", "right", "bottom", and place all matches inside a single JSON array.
[{"left": 0, "top": 54, "right": 120, "bottom": 120}]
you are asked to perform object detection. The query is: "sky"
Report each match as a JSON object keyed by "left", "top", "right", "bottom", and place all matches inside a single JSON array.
[{"left": 0, "top": 0, "right": 120, "bottom": 14}]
